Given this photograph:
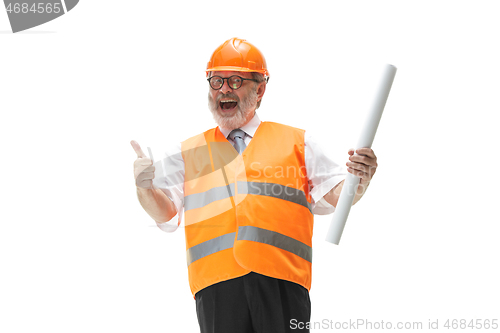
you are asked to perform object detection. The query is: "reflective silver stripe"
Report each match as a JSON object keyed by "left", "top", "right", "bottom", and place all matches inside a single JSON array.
[
  {"left": 186, "top": 232, "right": 236, "bottom": 266},
  {"left": 184, "top": 183, "right": 235, "bottom": 211},
  {"left": 237, "top": 226, "right": 312, "bottom": 263},
  {"left": 185, "top": 181, "right": 311, "bottom": 212},
  {"left": 238, "top": 181, "right": 312, "bottom": 213}
]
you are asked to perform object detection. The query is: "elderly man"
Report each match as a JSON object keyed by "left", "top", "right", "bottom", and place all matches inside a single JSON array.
[{"left": 131, "top": 37, "right": 377, "bottom": 333}]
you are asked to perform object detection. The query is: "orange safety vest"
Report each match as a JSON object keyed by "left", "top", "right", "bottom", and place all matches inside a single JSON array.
[{"left": 181, "top": 122, "right": 314, "bottom": 298}]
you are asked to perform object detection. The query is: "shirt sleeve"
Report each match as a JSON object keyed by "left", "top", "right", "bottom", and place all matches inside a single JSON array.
[
  {"left": 152, "top": 142, "right": 185, "bottom": 232},
  {"left": 304, "top": 131, "right": 347, "bottom": 215}
]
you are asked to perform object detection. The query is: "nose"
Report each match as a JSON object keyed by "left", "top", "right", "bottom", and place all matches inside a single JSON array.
[{"left": 220, "top": 79, "right": 233, "bottom": 94}]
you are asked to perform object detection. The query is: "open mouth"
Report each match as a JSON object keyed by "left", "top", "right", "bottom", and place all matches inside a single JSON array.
[{"left": 219, "top": 99, "right": 238, "bottom": 112}]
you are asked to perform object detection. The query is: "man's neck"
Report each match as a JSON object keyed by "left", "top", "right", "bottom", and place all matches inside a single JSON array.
[{"left": 219, "top": 112, "right": 261, "bottom": 139}]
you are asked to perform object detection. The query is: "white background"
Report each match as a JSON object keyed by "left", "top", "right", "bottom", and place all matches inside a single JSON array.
[{"left": 1, "top": 1, "right": 499, "bottom": 332}]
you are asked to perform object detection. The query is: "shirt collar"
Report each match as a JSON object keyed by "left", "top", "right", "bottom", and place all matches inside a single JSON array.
[{"left": 219, "top": 112, "right": 261, "bottom": 139}]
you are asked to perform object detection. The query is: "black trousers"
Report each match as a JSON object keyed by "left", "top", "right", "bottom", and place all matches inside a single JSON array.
[{"left": 195, "top": 272, "right": 311, "bottom": 333}]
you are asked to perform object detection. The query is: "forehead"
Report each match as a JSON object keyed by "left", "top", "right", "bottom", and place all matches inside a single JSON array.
[{"left": 211, "top": 71, "right": 253, "bottom": 79}]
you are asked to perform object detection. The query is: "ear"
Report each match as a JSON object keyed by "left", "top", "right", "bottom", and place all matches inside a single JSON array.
[{"left": 256, "top": 82, "right": 266, "bottom": 101}]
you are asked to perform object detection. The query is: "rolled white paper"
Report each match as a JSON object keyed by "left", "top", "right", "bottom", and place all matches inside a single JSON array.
[{"left": 325, "top": 64, "right": 397, "bottom": 245}]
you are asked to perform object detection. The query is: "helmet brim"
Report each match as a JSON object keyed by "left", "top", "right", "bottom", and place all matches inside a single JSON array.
[{"left": 206, "top": 66, "right": 269, "bottom": 78}]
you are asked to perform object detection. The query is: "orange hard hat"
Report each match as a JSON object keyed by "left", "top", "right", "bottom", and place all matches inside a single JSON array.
[{"left": 206, "top": 37, "right": 269, "bottom": 80}]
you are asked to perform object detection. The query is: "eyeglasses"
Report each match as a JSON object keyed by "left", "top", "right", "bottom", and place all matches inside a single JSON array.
[{"left": 207, "top": 75, "right": 259, "bottom": 90}]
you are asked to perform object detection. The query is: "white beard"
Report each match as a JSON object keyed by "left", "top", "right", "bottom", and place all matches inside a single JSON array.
[{"left": 208, "top": 87, "right": 259, "bottom": 130}]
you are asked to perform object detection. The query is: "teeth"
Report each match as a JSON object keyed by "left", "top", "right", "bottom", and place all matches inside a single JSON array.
[{"left": 220, "top": 100, "right": 237, "bottom": 103}]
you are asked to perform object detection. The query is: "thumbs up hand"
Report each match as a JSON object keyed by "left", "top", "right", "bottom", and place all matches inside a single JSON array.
[{"left": 131, "top": 140, "right": 155, "bottom": 189}]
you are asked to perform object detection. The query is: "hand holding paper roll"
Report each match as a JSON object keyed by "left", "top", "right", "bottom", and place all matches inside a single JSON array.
[{"left": 346, "top": 147, "right": 378, "bottom": 189}]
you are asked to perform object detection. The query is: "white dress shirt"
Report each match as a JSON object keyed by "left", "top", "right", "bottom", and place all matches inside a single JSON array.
[{"left": 153, "top": 113, "right": 347, "bottom": 232}]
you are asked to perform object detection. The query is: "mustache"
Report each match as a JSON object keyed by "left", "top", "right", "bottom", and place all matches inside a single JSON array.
[{"left": 216, "top": 93, "right": 240, "bottom": 103}]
